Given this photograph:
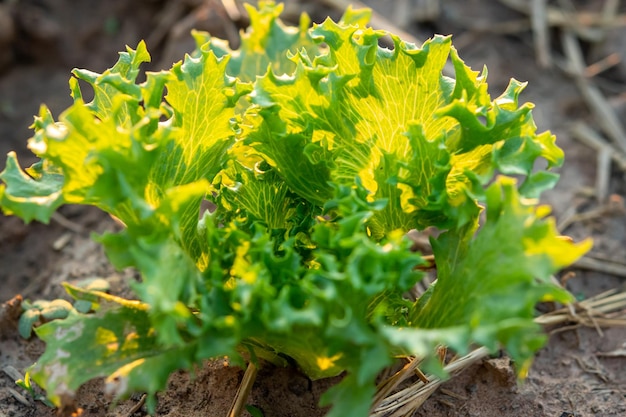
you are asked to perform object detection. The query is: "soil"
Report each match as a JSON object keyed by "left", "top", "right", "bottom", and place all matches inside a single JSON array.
[{"left": 1, "top": 1, "right": 626, "bottom": 416}]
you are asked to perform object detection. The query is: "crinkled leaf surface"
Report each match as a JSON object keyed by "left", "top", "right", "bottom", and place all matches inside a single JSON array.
[
  {"left": 249, "top": 22, "right": 564, "bottom": 236},
  {"left": 202, "top": 2, "right": 369, "bottom": 82},
  {"left": 0, "top": 2, "right": 590, "bottom": 417}
]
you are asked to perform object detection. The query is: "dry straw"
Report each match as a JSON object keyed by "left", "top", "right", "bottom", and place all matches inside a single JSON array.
[{"left": 368, "top": 288, "right": 626, "bottom": 417}]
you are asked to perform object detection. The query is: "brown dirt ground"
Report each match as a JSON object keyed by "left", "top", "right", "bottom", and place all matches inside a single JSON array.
[{"left": 1, "top": 1, "right": 626, "bottom": 416}]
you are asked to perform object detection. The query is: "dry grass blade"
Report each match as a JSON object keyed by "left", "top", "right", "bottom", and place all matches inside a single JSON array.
[
  {"left": 585, "top": 53, "right": 621, "bottom": 78},
  {"left": 2, "top": 364, "right": 24, "bottom": 382},
  {"left": 601, "top": 0, "right": 621, "bottom": 30},
  {"left": 557, "top": 193, "right": 625, "bottom": 232},
  {"left": 457, "top": 19, "right": 531, "bottom": 35},
  {"left": 535, "top": 289, "right": 626, "bottom": 328},
  {"left": 7, "top": 387, "right": 30, "bottom": 407},
  {"left": 530, "top": 0, "right": 551, "bottom": 67},
  {"left": 221, "top": 0, "right": 243, "bottom": 22},
  {"left": 595, "top": 147, "right": 611, "bottom": 202},
  {"left": 146, "top": 1, "right": 188, "bottom": 49},
  {"left": 498, "top": 0, "right": 626, "bottom": 40},
  {"left": 228, "top": 361, "right": 259, "bottom": 417},
  {"left": 51, "top": 212, "right": 85, "bottom": 234},
  {"left": 371, "top": 290, "right": 626, "bottom": 416},
  {"left": 371, "top": 356, "right": 425, "bottom": 411},
  {"left": 570, "top": 122, "right": 626, "bottom": 172},
  {"left": 573, "top": 257, "right": 626, "bottom": 279},
  {"left": 370, "top": 347, "right": 491, "bottom": 417},
  {"left": 123, "top": 394, "right": 147, "bottom": 417},
  {"left": 596, "top": 348, "right": 626, "bottom": 357},
  {"left": 561, "top": 30, "right": 626, "bottom": 154}
]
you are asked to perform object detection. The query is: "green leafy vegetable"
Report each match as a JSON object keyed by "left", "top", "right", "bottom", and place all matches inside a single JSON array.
[{"left": 0, "top": 2, "right": 590, "bottom": 416}]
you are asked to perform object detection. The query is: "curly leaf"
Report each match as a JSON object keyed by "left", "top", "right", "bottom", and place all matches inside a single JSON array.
[
  {"left": 30, "top": 285, "right": 199, "bottom": 411},
  {"left": 407, "top": 177, "right": 591, "bottom": 371},
  {"left": 249, "top": 21, "right": 562, "bottom": 237},
  {"left": 0, "top": 151, "right": 64, "bottom": 222}
]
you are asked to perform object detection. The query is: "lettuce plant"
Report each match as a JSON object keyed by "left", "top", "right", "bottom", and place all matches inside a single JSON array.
[{"left": 0, "top": 3, "right": 590, "bottom": 416}]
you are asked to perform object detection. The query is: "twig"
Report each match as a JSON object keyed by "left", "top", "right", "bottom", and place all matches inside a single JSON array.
[
  {"left": 557, "top": 194, "right": 625, "bottom": 232},
  {"left": 228, "top": 361, "right": 259, "bottom": 417},
  {"left": 570, "top": 122, "right": 626, "bottom": 172},
  {"left": 596, "top": 348, "right": 626, "bottom": 357},
  {"left": 146, "top": 1, "right": 188, "bottom": 49},
  {"left": 530, "top": 0, "right": 551, "bottom": 67},
  {"left": 573, "top": 256, "right": 626, "bottom": 279},
  {"left": 439, "top": 388, "right": 468, "bottom": 401},
  {"left": 498, "top": 0, "right": 626, "bottom": 40},
  {"left": 372, "top": 356, "right": 424, "bottom": 411},
  {"left": 436, "top": 398, "right": 456, "bottom": 408},
  {"left": 585, "top": 290, "right": 626, "bottom": 315},
  {"left": 585, "top": 53, "right": 621, "bottom": 78},
  {"left": 535, "top": 289, "right": 626, "bottom": 327},
  {"left": 371, "top": 289, "right": 626, "bottom": 416},
  {"left": 600, "top": 0, "right": 621, "bottom": 35},
  {"left": 124, "top": 393, "right": 147, "bottom": 417},
  {"left": 220, "top": 0, "right": 242, "bottom": 22},
  {"left": 561, "top": 30, "right": 626, "bottom": 154},
  {"left": 595, "top": 146, "right": 611, "bottom": 203},
  {"left": 52, "top": 231, "right": 73, "bottom": 251},
  {"left": 455, "top": 19, "right": 531, "bottom": 35},
  {"left": 2, "top": 365, "right": 24, "bottom": 381},
  {"left": 572, "top": 355, "right": 610, "bottom": 382},
  {"left": 7, "top": 387, "right": 31, "bottom": 407},
  {"left": 51, "top": 212, "right": 85, "bottom": 234},
  {"left": 370, "top": 347, "right": 491, "bottom": 417}
]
